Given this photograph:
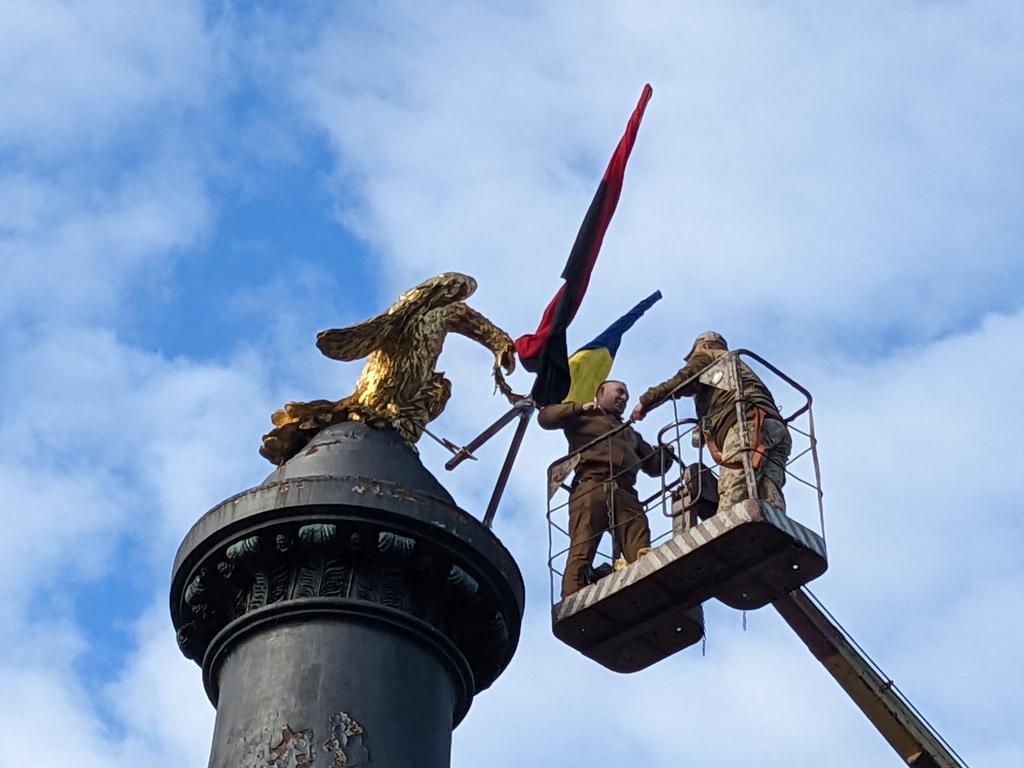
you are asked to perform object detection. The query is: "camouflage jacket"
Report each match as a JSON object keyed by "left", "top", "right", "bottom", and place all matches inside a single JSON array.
[
  {"left": 538, "top": 402, "right": 672, "bottom": 490},
  {"left": 638, "top": 349, "right": 780, "bottom": 448}
]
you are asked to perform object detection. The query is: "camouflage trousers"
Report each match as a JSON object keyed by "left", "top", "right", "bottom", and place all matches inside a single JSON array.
[{"left": 717, "top": 417, "right": 792, "bottom": 513}]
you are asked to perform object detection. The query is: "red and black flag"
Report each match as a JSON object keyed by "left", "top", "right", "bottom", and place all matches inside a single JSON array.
[{"left": 515, "top": 84, "right": 653, "bottom": 406}]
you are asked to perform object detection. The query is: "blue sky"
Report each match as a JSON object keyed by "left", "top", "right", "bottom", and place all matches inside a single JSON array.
[{"left": 2, "top": 2, "right": 1023, "bottom": 766}]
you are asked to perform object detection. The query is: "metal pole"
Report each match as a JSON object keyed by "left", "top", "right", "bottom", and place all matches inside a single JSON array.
[
  {"left": 445, "top": 399, "right": 534, "bottom": 471},
  {"left": 482, "top": 405, "right": 533, "bottom": 527}
]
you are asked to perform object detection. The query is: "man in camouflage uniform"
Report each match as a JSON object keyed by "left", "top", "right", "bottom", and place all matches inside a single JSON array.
[
  {"left": 632, "top": 332, "right": 791, "bottom": 514},
  {"left": 540, "top": 380, "right": 675, "bottom": 598}
]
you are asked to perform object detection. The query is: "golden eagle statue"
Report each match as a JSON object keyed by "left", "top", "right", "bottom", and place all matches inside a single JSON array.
[{"left": 260, "top": 272, "right": 517, "bottom": 465}]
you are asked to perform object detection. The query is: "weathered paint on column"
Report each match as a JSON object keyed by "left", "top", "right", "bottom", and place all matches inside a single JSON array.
[{"left": 171, "top": 422, "right": 524, "bottom": 768}]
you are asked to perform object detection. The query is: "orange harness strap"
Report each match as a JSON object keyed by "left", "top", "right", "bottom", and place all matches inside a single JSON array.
[{"left": 705, "top": 406, "right": 768, "bottom": 471}]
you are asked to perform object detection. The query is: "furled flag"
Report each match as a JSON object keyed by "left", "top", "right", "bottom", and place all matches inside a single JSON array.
[
  {"left": 515, "top": 84, "right": 654, "bottom": 406},
  {"left": 564, "top": 290, "right": 663, "bottom": 404}
]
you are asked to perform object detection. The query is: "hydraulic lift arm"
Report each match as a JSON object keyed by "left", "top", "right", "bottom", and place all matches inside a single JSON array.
[{"left": 773, "top": 588, "right": 968, "bottom": 767}]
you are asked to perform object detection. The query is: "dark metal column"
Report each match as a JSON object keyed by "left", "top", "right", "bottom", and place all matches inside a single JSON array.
[{"left": 170, "top": 422, "right": 525, "bottom": 768}]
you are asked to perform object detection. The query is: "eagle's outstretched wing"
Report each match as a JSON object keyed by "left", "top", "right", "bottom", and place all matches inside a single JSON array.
[
  {"left": 316, "top": 311, "right": 397, "bottom": 361},
  {"left": 316, "top": 272, "right": 477, "bottom": 361}
]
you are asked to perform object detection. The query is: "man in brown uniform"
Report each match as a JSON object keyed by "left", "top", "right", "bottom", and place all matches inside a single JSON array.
[
  {"left": 539, "top": 380, "right": 675, "bottom": 598},
  {"left": 632, "top": 331, "right": 791, "bottom": 514}
]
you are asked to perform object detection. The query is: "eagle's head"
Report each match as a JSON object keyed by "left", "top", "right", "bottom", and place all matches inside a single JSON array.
[{"left": 394, "top": 272, "right": 477, "bottom": 313}]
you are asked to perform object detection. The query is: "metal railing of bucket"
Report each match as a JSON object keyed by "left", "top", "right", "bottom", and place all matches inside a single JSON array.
[{"left": 546, "top": 350, "right": 825, "bottom": 606}]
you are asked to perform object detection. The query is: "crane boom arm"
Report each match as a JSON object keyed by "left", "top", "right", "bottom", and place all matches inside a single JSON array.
[{"left": 772, "top": 588, "right": 967, "bottom": 768}]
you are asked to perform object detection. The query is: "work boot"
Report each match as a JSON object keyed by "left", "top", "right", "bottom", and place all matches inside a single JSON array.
[
  {"left": 612, "top": 556, "right": 628, "bottom": 572},
  {"left": 592, "top": 563, "right": 614, "bottom": 579},
  {"left": 636, "top": 546, "right": 653, "bottom": 558},
  {"left": 581, "top": 566, "right": 598, "bottom": 586}
]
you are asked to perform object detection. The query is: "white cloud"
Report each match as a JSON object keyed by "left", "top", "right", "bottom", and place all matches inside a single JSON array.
[
  {"left": 294, "top": 1, "right": 1024, "bottom": 354},
  {"left": 0, "top": 0, "right": 225, "bottom": 327},
  {"left": 0, "top": 6, "right": 261, "bottom": 766},
  {"left": 0, "top": 605, "right": 213, "bottom": 768},
  {"left": 105, "top": 603, "right": 214, "bottom": 767},
  {"left": 0, "top": 0, "right": 215, "bottom": 158},
  {"left": 441, "top": 310, "right": 1023, "bottom": 768},
  {"left": 284, "top": 4, "right": 1024, "bottom": 765},
  {"left": 0, "top": 163, "right": 210, "bottom": 325},
  {"left": 3, "top": 3, "right": 1022, "bottom": 768},
  {"left": 0, "top": 324, "right": 268, "bottom": 768},
  {"left": 0, "top": 664, "right": 111, "bottom": 768}
]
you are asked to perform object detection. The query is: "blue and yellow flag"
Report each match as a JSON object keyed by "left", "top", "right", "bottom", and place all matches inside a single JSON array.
[{"left": 564, "top": 290, "right": 663, "bottom": 404}]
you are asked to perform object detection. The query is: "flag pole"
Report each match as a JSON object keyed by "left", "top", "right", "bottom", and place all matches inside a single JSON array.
[
  {"left": 445, "top": 398, "right": 535, "bottom": 471},
  {"left": 482, "top": 403, "right": 535, "bottom": 528}
]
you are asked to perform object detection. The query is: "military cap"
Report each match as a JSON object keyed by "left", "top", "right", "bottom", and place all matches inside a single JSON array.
[{"left": 686, "top": 330, "right": 728, "bottom": 358}]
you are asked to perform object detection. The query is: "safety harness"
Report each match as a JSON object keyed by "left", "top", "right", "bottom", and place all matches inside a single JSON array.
[{"left": 703, "top": 405, "right": 772, "bottom": 470}]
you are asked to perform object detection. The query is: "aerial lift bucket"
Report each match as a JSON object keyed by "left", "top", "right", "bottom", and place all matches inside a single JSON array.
[
  {"left": 550, "top": 350, "right": 828, "bottom": 671},
  {"left": 551, "top": 495, "right": 826, "bottom": 672},
  {"left": 552, "top": 573, "right": 705, "bottom": 673},
  {"left": 671, "top": 495, "right": 828, "bottom": 610}
]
